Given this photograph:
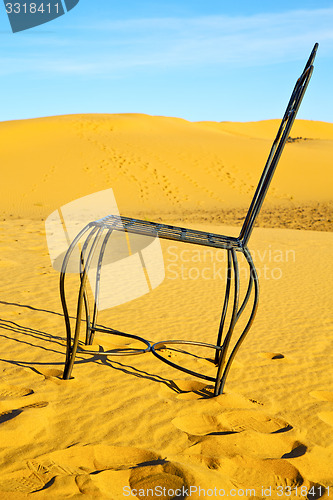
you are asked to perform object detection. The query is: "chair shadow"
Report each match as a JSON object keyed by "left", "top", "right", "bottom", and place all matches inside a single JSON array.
[
  {"left": 0, "top": 300, "right": 64, "bottom": 318},
  {"left": 78, "top": 348, "right": 213, "bottom": 397},
  {"left": 0, "top": 300, "right": 68, "bottom": 371},
  {"left": 0, "top": 300, "right": 212, "bottom": 396},
  {"left": 69, "top": 349, "right": 182, "bottom": 392},
  {"left": 0, "top": 318, "right": 64, "bottom": 350}
]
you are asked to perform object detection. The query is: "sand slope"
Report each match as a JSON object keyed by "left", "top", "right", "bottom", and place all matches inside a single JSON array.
[
  {"left": 0, "top": 114, "right": 332, "bottom": 498},
  {"left": 1, "top": 114, "right": 332, "bottom": 228}
]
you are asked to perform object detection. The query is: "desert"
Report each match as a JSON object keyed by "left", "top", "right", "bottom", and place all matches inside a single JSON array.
[{"left": 0, "top": 113, "right": 332, "bottom": 498}]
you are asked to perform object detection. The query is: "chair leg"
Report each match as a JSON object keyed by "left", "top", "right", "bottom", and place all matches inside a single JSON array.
[
  {"left": 63, "top": 226, "right": 104, "bottom": 380},
  {"left": 83, "top": 290, "right": 91, "bottom": 345},
  {"left": 60, "top": 223, "right": 93, "bottom": 379},
  {"left": 214, "top": 248, "right": 259, "bottom": 396},
  {"left": 215, "top": 249, "right": 232, "bottom": 365},
  {"left": 87, "top": 228, "right": 113, "bottom": 346},
  {"left": 214, "top": 249, "right": 240, "bottom": 395},
  {"left": 82, "top": 225, "right": 110, "bottom": 345}
]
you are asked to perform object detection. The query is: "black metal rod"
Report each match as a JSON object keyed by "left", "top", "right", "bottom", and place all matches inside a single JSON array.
[
  {"left": 243, "top": 68, "right": 313, "bottom": 245},
  {"left": 87, "top": 228, "right": 114, "bottom": 346},
  {"left": 151, "top": 340, "right": 224, "bottom": 382},
  {"left": 214, "top": 250, "right": 232, "bottom": 364},
  {"left": 60, "top": 223, "right": 94, "bottom": 374},
  {"left": 239, "top": 44, "right": 317, "bottom": 246},
  {"left": 214, "top": 249, "right": 240, "bottom": 395},
  {"left": 215, "top": 247, "right": 259, "bottom": 395},
  {"left": 77, "top": 225, "right": 100, "bottom": 345},
  {"left": 236, "top": 270, "right": 253, "bottom": 320},
  {"left": 77, "top": 232, "right": 93, "bottom": 346},
  {"left": 80, "top": 328, "right": 151, "bottom": 355},
  {"left": 95, "top": 215, "right": 241, "bottom": 251},
  {"left": 63, "top": 226, "right": 104, "bottom": 380},
  {"left": 83, "top": 290, "right": 91, "bottom": 345}
]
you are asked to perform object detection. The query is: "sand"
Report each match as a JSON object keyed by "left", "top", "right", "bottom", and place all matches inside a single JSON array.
[{"left": 0, "top": 114, "right": 332, "bottom": 498}]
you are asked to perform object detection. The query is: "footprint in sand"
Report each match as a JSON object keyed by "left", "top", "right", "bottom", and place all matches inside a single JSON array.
[
  {"left": 34, "top": 368, "right": 68, "bottom": 385},
  {"left": 0, "top": 461, "right": 58, "bottom": 494},
  {"left": 35, "top": 368, "right": 77, "bottom": 385},
  {"left": 159, "top": 379, "right": 266, "bottom": 405},
  {"left": 172, "top": 409, "right": 291, "bottom": 436},
  {"left": 38, "top": 368, "right": 64, "bottom": 379},
  {"left": 0, "top": 475, "right": 46, "bottom": 494},
  {"left": 0, "top": 383, "right": 33, "bottom": 400},
  {"left": 0, "top": 401, "right": 48, "bottom": 425},
  {"left": 310, "top": 390, "right": 333, "bottom": 402},
  {"left": 309, "top": 391, "right": 333, "bottom": 427},
  {"left": 76, "top": 461, "right": 189, "bottom": 499},
  {"left": 158, "top": 379, "right": 213, "bottom": 400},
  {"left": 221, "top": 409, "right": 292, "bottom": 434},
  {"left": 129, "top": 462, "right": 189, "bottom": 500},
  {"left": 214, "top": 392, "right": 265, "bottom": 409},
  {"left": 318, "top": 412, "right": 333, "bottom": 427},
  {"left": 180, "top": 441, "right": 323, "bottom": 495},
  {"left": 0, "top": 445, "right": 191, "bottom": 498},
  {"left": 184, "top": 433, "right": 307, "bottom": 462},
  {"left": 210, "top": 455, "right": 310, "bottom": 491}
]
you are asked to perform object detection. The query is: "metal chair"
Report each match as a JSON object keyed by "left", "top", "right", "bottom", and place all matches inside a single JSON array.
[{"left": 60, "top": 43, "right": 318, "bottom": 396}]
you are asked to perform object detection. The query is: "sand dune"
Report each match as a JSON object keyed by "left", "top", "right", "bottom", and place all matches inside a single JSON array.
[
  {"left": 0, "top": 114, "right": 332, "bottom": 498},
  {"left": 1, "top": 114, "right": 332, "bottom": 229}
]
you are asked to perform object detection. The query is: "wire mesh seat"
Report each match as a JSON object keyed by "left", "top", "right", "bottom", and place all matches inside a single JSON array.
[{"left": 60, "top": 44, "right": 318, "bottom": 396}]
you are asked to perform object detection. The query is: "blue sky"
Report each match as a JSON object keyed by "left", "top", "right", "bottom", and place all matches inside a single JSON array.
[{"left": 0, "top": 0, "right": 332, "bottom": 123}]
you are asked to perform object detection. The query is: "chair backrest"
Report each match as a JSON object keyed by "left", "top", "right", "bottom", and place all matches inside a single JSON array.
[{"left": 239, "top": 43, "right": 318, "bottom": 247}]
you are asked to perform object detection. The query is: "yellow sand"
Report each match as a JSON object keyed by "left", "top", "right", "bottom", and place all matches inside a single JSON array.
[
  {"left": 1, "top": 114, "right": 333, "bottom": 221},
  {"left": 0, "top": 114, "right": 332, "bottom": 498}
]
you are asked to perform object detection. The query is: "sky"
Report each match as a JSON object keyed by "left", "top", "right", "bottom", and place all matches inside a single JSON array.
[{"left": 0, "top": 0, "right": 332, "bottom": 123}]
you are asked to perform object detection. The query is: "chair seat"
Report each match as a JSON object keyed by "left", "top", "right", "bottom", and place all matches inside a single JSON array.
[{"left": 93, "top": 214, "right": 242, "bottom": 251}]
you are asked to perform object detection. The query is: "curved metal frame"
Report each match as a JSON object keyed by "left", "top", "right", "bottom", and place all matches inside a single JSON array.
[
  {"left": 214, "top": 247, "right": 259, "bottom": 395},
  {"left": 239, "top": 43, "right": 317, "bottom": 246},
  {"left": 61, "top": 224, "right": 151, "bottom": 380},
  {"left": 151, "top": 246, "right": 259, "bottom": 396},
  {"left": 87, "top": 227, "right": 113, "bottom": 346},
  {"left": 60, "top": 226, "right": 259, "bottom": 396},
  {"left": 59, "top": 44, "right": 317, "bottom": 393}
]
